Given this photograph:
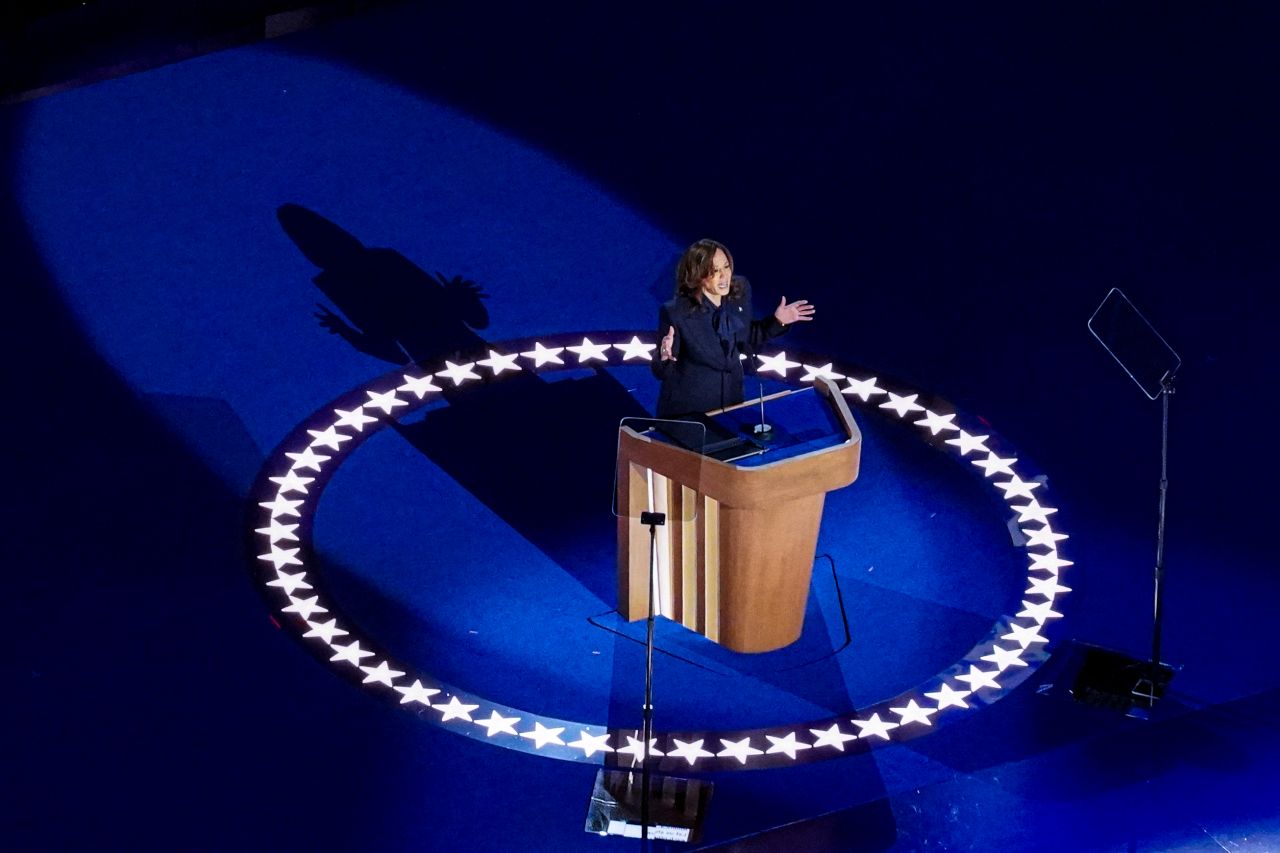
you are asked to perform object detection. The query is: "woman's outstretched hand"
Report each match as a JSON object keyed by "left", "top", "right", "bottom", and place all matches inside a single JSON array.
[
  {"left": 774, "top": 297, "right": 816, "bottom": 326},
  {"left": 659, "top": 325, "right": 677, "bottom": 361}
]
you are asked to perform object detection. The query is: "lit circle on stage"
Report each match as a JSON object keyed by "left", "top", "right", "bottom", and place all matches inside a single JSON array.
[{"left": 247, "top": 331, "right": 1072, "bottom": 771}]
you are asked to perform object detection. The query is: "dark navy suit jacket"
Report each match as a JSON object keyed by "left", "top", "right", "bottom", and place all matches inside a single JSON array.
[{"left": 652, "top": 277, "right": 787, "bottom": 417}]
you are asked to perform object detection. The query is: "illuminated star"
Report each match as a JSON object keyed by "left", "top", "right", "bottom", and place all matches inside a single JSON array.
[
  {"left": 981, "top": 645, "right": 1029, "bottom": 670},
  {"left": 568, "top": 731, "right": 613, "bottom": 757},
  {"left": 1022, "top": 526, "right": 1069, "bottom": 548},
  {"left": 1029, "top": 552, "right": 1074, "bottom": 572},
  {"left": 286, "top": 447, "right": 330, "bottom": 472},
  {"left": 436, "top": 360, "right": 481, "bottom": 385},
  {"left": 302, "top": 618, "right": 348, "bottom": 644},
  {"left": 435, "top": 696, "right": 479, "bottom": 722},
  {"left": 266, "top": 569, "right": 312, "bottom": 595},
  {"left": 365, "top": 389, "right": 408, "bottom": 415},
  {"left": 519, "top": 343, "right": 565, "bottom": 368},
  {"left": 1001, "top": 623, "right": 1049, "bottom": 648},
  {"left": 809, "top": 724, "right": 858, "bottom": 751},
  {"left": 852, "top": 713, "right": 898, "bottom": 741},
  {"left": 880, "top": 392, "right": 924, "bottom": 417},
  {"left": 1027, "top": 576, "right": 1072, "bottom": 598},
  {"left": 994, "top": 476, "right": 1041, "bottom": 500},
  {"left": 955, "top": 665, "right": 1001, "bottom": 691},
  {"left": 269, "top": 470, "right": 315, "bottom": 494},
  {"left": 613, "top": 336, "right": 656, "bottom": 361},
  {"left": 945, "top": 431, "right": 990, "bottom": 456},
  {"left": 306, "top": 426, "right": 351, "bottom": 451},
  {"left": 329, "top": 640, "right": 375, "bottom": 665},
  {"left": 255, "top": 520, "right": 299, "bottom": 544},
  {"left": 259, "top": 495, "right": 304, "bottom": 518},
  {"left": 360, "top": 660, "right": 405, "bottom": 686},
  {"left": 915, "top": 410, "right": 959, "bottom": 435},
  {"left": 616, "top": 736, "right": 664, "bottom": 759},
  {"left": 258, "top": 546, "right": 303, "bottom": 570},
  {"left": 800, "top": 362, "right": 844, "bottom": 382},
  {"left": 398, "top": 374, "right": 442, "bottom": 398},
  {"left": 717, "top": 737, "right": 763, "bottom": 764},
  {"left": 566, "top": 337, "right": 612, "bottom": 363},
  {"left": 1016, "top": 599, "right": 1064, "bottom": 622},
  {"left": 476, "top": 349, "right": 522, "bottom": 375},
  {"left": 842, "top": 376, "right": 887, "bottom": 401},
  {"left": 394, "top": 679, "right": 439, "bottom": 706},
  {"left": 668, "top": 738, "right": 715, "bottom": 766},
  {"left": 520, "top": 722, "right": 567, "bottom": 749},
  {"left": 334, "top": 406, "right": 378, "bottom": 432},
  {"left": 765, "top": 732, "right": 812, "bottom": 759},
  {"left": 282, "top": 595, "right": 327, "bottom": 620},
  {"left": 756, "top": 351, "right": 801, "bottom": 376},
  {"left": 476, "top": 711, "right": 521, "bottom": 737},
  {"left": 890, "top": 700, "right": 938, "bottom": 727},
  {"left": 972, "top": 453, "right": 1017, "bottom": 477},
  {"left": 924, "top": 683, "right": 971, "bottom": 710},
  {"left": 1011, "top": 502, "right": 1057, "bottom": 524}
]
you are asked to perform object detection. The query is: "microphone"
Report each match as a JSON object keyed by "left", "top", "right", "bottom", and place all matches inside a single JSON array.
[{"left": 751, "top": 380, "right": 772, "bottom": 438}]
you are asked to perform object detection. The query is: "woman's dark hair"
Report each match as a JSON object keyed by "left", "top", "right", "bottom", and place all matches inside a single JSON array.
[{"left": 675, "top": 238, "right": 744, "bottom": 303}]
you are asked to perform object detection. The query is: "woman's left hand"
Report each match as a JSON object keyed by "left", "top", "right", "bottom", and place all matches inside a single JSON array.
[{"left": 775, "top": 296, "right": 816, "bottom": 325}]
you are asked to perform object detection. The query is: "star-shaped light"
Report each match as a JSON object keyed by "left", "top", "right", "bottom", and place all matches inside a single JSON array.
[
  {"left": 436, "top": 360, "right": 481, "bottom": 385},
  {"left": 365, "top": 389, "right": 408, "bottom": 415},
  {"left": 955, "top": 665, "right": 1001, "bottom": 691},
  {"left": 981, "top": 645, "right": 1029, "bottom": 670},
  {"left": 394, "top": 679, "right": 440, "bottom": 706},
  {"left": 306, "top": 426, "right": 351, "bottom": 451},
  {"left": 285, "top": 447, "right": 330, "bottom": 472},
  {"left": 477, "top": 349, "right": 522, "bottom": 375},
  {"left": 1022, "top": 526, "right": 1068, "bottom": 548},
  {"left": 890, "top": 699, "right": 938, "bottom": 727},
  {"left": 800, "top": 362, "right": 844, "bottom": 382},
  {"left": 568, "top": 731, "right": 613, "bottom": 757},
  {"left": 765, "top": 732, "right": 812, "bottom": 759},
  {"left": 282, "top": 595, "right": 327, "bottom": 620},
  {"left": 1001, "top": 623, "right": 1049, "bottom": 648},
  {"left": 925, "top": 683, "right": 971, "bottom": 710},
  {"left": 1016, "top": 599, "right": 1064, "bottom": 622},
  {"left": 1011, "top": 502, "right": 1057, "bottom": 524},
  {"left": 259, "top": 495, "right": 304, "bottom": 518},
  {"left": 520, "top": 343, "right": 565, "bottom": 368},
  {"left": 972, "top": 453, "right": 1017, "bottom": 477},
  {"left": 880, "top": 392, "right": 924, "bottom": 417},
  {"left": 475, "top": 710, "right": 521, "bottom": 737},
  {"left": 398, "top": 374, "right": 442, "bottom": 398},
  {"left": 852, "top": 713, "right": 898, "bottom": 741},
  {"left": 615, "top": 736, "right": 664, "bottom": 759},
  {"left": 613, "top": 336, "right": 656, "bottom": 361},
  {"left": 255, "top": 520, "right": 299, "bottom": 544},
  {"left": 435, "top": 695, "right": 479, "bottom": 722},
  {"left": 258, "top": 546, "right": 303, "bottom": 570},
  {"left": 519, "top": 722, "right": 567, "bottom": 749},
  {"left": 668, "top": 738, "right": 715, "bottom": 766},
  {"left": 1026, "top": 576, "right": 1072, "bottom": 598},
  {"left": 944, "top": 431, "right": 990, "bottom": 456},
  {"left": 1029, "top": 552, "right": 1073, "bottom": 572},
  {"left": 266, "top": 569, "right": 312, "bottom": 595},
  {"left": 809, "top": 724, "right": 858, "bottom": 751},
  {"left": 756, "top": 351, "right": 801, "bottom": 376},
  {"left": 334, "top": 406, "right": 378, "bottom": 432},
  {"left": 360, "top": 660, "right": 406, "bottom": 686},
  {"left": 717, "top": 737, "right": 763, "bottom": 764},
  {"left": 329, "top": 640, "right": 375, "bottom": 665},
  {"left": 994, "top": 476, "right": 1041, "bottom": 500},
  {"left": 269, "top": 470, "right": 316, "bottom": 494},
  {"left": 915, "top": 410, "right": 959, "bottom": 435},
  {"left": 842, "top": 376, "right": 887, "bottom": 401},
  {"left": 302, "top": 618, "right": 349, "bottom": 644},
  {"left": 566, "top": 337, "right": 612, "bottom": 363}
]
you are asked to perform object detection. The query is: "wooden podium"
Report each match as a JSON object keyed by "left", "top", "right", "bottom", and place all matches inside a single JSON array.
[{"left": 616, "top": 377, "right": 862, "bottom": 653}]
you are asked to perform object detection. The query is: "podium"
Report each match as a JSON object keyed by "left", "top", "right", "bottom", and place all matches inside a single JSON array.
[{"left": 616, "top": 377, "right": 862, "bottom": 653}]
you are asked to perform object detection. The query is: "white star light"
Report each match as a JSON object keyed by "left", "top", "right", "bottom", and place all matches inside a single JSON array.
[
  {"left": 398, "top": 373, "right": 442, "bottom": 398},
  {"left": 1022, "top": 526, "right": 1069, "bottom": 548},
  {"left": 258, "top": 546, "right": 303, "bottom": 570},
  {"left": 259, "top": 495, "right": 304, "bottom": 518},
  {"left": 365, "top": 389, "right": 408, "bottom": 415},
  {"left": 435, "top": 360, "right": 480, "bottom": 385},
  {"left": 519, "top": 722, "right": 567, "bottom": 749},
  {"left": 668, "top": 738, "right": 715, "bottom": 765},
  {"left": 890, "top": 700, "right": 938, "bottom": 727},
  {"left": 476, "top": 349, "right": 522, "bottom": 375},
  {"left": 360, "top": 660, "right": 406, "bottom": 686},
  {"left": 1029, "top": 552, "right": 1073, "bottom": 572},
  {"left": 475, "top": 711, "right": 521, "bottom": 737},
  {"left": 613, "top": 336, "right": 656, "bottom": 360},
  {"left": 852, "top": 713, "right": 898, "bottom": 741},
  {"left": 972, "top": 453, "right": 1017, "bottom": 477},
  {"left": 616, "top": 736, "right": 664, "bottom": 759},
  {"left": 981, "top": 645, "right": 1029, "bottom": 670},
  {"left": 306, "top": 426, "right": 351, "bottom": 451},
  {"left": 765, "top": 732, "right": 812, "bottom": 759},
  {"left": 334, "top": 407, "right": 378, "bottom": 432},
  {"left": 955, "top": 665, "right": 1001, "bottom": 691},
  {"left": 269, "top": 470, "right": 316, "bottom": 494},
  {"left": 329, "top": 640, "right": 375, "bottom": 665},
  {"left": 569, "top": 731, "right": 613, "bottom": 757},
  {"left": 520, "top": 343, "right": 565, "bottom": 368},
  {"left": 394, "top": 679, "right": 440, "bottom": 706},
  {"left": 1012, "top": 502, "right": 1057, "bottom": 524},
  {"left": 1027, "top": 576, "right": 1072, "bottom": 598},
  {"left": 880, "top": 392, "right": 925, "bottom": 417},
  {"left": 1001, "top": 623, "right": 1049, "bottom": 648},
  {"left": 255, "top": 520, "right": 299, "bottom": 544},
  {"left": 281, "top": 595, "right": 327, "bottom": 620},
  {"left": 800, "top": 362, "right": 844, "bottom": 382},
  {"left": 285, "top": 447, "right": 330, "bottom": 472},
  {"left": 994, "top": 476, "right": 1041, "bottom": 500},
  {"left": 717, "top": 737, "right": 764, "bottom": 764},
  {"left": 925, "top": 683, "right": 971, "bottom": 710},
  {"left": 809, "top": 724, "right": 858, "bottom": 751},
  {"left": 945, "top": 431, "right": 990, "bottom": 456},
  {"left": 265, "top": 569, "right": 312, "bottom": 595},
  {"left": 302, "top": 618, "right": 348, "bottom": 644},
  {"left": 566, "top": 337, "right": 612, "bottom": 363},
  {"left": 756, "top": 351, "right": 802, "bottom": 376},
  {"left": 842, "top": 376, "right": 887, "bottom": 401},
  {"left": 915, "top": 410, "right": 959, "bottom": 435},
  {"left": 1016, "top": 599, "right": 1064, "bottom": 622},
  {"left": 435, "top": 696, "right": 479, "bottom": 722}
]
